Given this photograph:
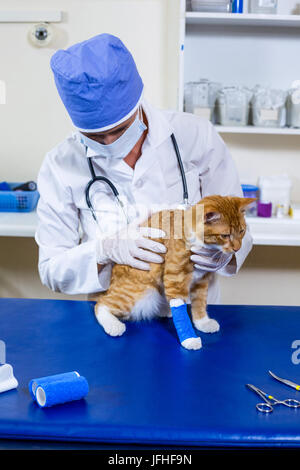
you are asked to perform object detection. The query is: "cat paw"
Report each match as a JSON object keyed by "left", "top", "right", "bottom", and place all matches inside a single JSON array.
[
  {"left": 194, "top": 316, "right": 220, "bottom": 333},
  {"left": 95, "top": 306, "right": 126, "bottom": 337},
  {"left": 104, "top": 320, "right": 126, "bottom": 337},
  {"left": 181, "top": 337, "right": 202, "bottom": 350}
]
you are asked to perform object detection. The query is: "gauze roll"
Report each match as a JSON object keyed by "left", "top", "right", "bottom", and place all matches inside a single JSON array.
[
  {"left": 29, "top": 371, "right": 80, "bottom": 399},
  {"left": 29, "top": 372, "right": 89, "bottom": 408}
]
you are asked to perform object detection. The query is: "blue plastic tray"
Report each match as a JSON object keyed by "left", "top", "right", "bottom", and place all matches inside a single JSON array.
[{"left": 0, "top": 182, "right": 39, "bottom": 212}]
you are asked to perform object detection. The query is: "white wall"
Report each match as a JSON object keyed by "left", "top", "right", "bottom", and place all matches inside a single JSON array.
[
  {"left": 0, "top": 0, "right": 177, "bottom": 301},
  {"left": 0, "top": 0, "right": 299, "bottom": 305},
  {"left": 0, "top": 0, "right": 171, "bottom": 182}
]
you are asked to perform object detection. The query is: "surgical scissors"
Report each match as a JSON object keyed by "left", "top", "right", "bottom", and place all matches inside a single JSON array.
[
  {"left": 246, "top": 383, "right": 300, "bottom": 413},
  {"left": 269, "top": 370, "right": 300, "bottom": 391}
]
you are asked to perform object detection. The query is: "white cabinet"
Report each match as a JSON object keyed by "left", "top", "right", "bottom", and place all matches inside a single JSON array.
[
  {"left": 178, "top": 0, "right": 300, "bottom": 135},
  {"left": 169, "top": 0, "right": 300, "bottom": 246},
  {"left": 0, "top": 211, "right": 38, "bottom": 237}
]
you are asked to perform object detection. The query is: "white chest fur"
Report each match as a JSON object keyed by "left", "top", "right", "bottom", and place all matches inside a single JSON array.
[{"left": 130, "top": 288, "right": 171, "bottom": 321}]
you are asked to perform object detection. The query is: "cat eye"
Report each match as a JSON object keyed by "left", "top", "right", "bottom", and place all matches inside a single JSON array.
[
  {"left": 221, "top": 234, "right": 230, "bottom": 239},
  {"left": 240, "top": 229, "right": 245, "bottom": 235}
]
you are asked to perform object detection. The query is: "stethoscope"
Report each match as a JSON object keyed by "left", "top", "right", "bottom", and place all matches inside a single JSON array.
[{"left": 84, "top": 133, "right": 188, "bottom": 225}]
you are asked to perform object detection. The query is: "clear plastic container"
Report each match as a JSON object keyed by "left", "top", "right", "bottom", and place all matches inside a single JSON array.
[
  {"left": 287, "top": 88, "right": 300, "bottom": 128},
  {"left": 191, "top": 0, "right": 232, "bottom": 12},
  {"left": 217, "top": 86, "right": 252, "bottom": 126},
  {"left": 184, "top": 79, "right": 220, "bottom": 121},
  {"left": 251, "top": 87, "right": 287, "bottom": 128},
  {"left": 258, "top": 175, "right": 292, "bottom": 216},
  {"left": 249, "top": 0, "right": 277, "bottom": 14}
]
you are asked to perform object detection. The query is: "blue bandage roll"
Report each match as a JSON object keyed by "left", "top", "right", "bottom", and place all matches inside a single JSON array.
[
  {"left": 29, "top": 372, "right": 89, "bottom": 408},
  {"left": 29, "top": 371, "right": 80, "bottom": 399},
  {"left": 171, "top": 303, "right": 198, "bottom": 343}
]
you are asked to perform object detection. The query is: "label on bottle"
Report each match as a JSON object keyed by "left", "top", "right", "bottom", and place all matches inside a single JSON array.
[
  {"left": 260, "top": 108, "right": 278, "bottom": 121},
  {"left": 193, "top": 107, "right": 211, "bottom": 120},
  {"left": 258, "top": 0, "right": 276, "bottom": 7}
]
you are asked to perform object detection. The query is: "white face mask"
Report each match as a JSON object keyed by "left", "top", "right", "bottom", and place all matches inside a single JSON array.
[{"left": 80, "top": 107, "right": 147, "bottom": 160}]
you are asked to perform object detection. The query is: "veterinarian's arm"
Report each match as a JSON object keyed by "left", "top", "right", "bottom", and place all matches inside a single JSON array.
[
  {"left": 200, "top": 121, "right": 253, "bottom": 276},
  {"left": 35, "top": 153, "right": 112, "bottom": 295}
]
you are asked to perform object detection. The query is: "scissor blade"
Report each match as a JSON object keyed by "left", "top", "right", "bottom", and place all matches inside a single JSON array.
[
  {"left": 246, "top": 384, "right": 266, "bottom": 398},
  {"left": 246, "top": 383, "right": 275, "bottom": 405},
  {"left": 269, "top": 370, "right": 300, "bottom": 391},
  {"left": 246, "top": 383, "right": 259, "bottom": 393}
]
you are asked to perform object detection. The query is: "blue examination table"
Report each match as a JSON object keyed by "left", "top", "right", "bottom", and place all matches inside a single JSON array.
[{"left": 1, "top": 298, "right": 300, "bottom": 448}]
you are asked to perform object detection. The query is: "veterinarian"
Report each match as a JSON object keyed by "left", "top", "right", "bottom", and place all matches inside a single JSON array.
[{"left": 35, "top": 33, "right": 253, "bottom": 303}]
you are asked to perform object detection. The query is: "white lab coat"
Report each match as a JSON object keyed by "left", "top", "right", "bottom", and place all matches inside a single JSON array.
[{"left": 35, "top": 98, "right": 253, "bottom": 302}]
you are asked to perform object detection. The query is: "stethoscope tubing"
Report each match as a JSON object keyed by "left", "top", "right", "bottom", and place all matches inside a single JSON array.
[
  {"left": 170, "top": 133, "right": 188, "bottom": 204},
  {"left": 84, "top": 133, "right": 188, "bottom": 223}
]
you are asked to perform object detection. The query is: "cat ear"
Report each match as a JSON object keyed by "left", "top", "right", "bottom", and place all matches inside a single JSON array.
[
  {"left": 238, "top": 197, "right": 258, "bottom": 213},
  {"left": 205, "top": 211, "right": 221, "bottom": 223}
]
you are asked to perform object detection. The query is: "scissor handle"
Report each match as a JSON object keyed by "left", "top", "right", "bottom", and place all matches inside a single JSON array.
[
  {"left": 256, "top": 402, "right": 273, "bottom": 413},
  {"left": 282, "top": 399, "right": 300, "bottom": 408}
]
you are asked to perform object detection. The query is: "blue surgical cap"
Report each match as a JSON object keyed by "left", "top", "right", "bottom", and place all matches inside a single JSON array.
[{"left": 50, "top": 33, "right": 144, "bottom": 132}]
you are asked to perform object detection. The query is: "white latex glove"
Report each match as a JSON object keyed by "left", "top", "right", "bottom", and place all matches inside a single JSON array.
[
  {"left": 190, "top": 243, "right": 233, "bottom": 273},
  {"left": 96, "top": 222, "right": 166, "bottom": 271}
]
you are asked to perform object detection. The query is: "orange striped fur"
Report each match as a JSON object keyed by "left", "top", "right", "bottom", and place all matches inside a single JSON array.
[{"left": 95, "top": 195, "right": 255, "bottom": 322}]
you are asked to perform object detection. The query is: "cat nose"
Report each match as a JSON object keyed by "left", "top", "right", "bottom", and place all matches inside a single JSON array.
[{"left": 232, "top": 243, "right": 241, "bottom": 252}]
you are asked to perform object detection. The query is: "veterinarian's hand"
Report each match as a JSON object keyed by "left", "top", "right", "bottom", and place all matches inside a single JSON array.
[
  {"left": 190, "top": 244, "right": 232, "bottom": 273},
  {"left": 96, "top": 222, "right": 167, "bottom": 270}
]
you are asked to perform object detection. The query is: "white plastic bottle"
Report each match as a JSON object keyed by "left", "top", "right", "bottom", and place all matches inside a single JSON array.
[{"left": 249, "top": 0, "right": 278, "bottom": 14}]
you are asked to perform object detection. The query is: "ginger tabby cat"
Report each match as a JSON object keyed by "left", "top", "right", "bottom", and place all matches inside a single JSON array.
[{"left": 95, "top": 195, "right": 255, "bottom": 349}]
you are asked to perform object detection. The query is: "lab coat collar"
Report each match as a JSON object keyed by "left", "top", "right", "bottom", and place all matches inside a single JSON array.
[
  {"left": 74, "top": 97, "right": 174, "bottom": 159},
  {"left": 141, "top": 97, "right": 175, "bottom": 148},
  {"left": 130, "top": 98, "right": 175, "bottom": 183}
]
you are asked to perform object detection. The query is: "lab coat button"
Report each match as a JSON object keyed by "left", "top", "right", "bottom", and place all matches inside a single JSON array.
[{"left": 135, "top": 179, "right": 143, "bottom": 188}]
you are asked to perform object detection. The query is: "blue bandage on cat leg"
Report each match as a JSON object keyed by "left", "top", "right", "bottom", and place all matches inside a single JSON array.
[
  {"left": 170, "top": 300, "right": 198, "bottom": 343},
  {"left": 29, "top": 372, "right": 89, "bottom": 408}
]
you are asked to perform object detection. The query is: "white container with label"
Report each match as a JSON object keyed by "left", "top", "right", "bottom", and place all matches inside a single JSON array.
[
  {"left": 184, "top": 80, "right": 220, "bottom": 122},
  {"left": 252, "top": 106, "right": 286, "bottom": 127},
  {"left": 251, "top": 87, "right": 287, "bottom": 127},
  {"left": 249, "top": 0, "right": 278, "bottom": 14},
  {"left": 287, "top": 88, "right": 300, "bottom": 128},
  {"left": 258, "top": 175, "right": 292, "bottom": 216},
  {"left": 217, "top": 86, "right": 252, "bottom": 126}
]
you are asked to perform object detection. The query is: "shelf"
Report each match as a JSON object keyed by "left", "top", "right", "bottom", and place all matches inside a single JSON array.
[
  {"left": 0, "top": 211, "right": 299, "bottom": 247},
  {"left": 0, "top": 10, "right": 62, "bottom": 23},
  {"left": 215, "top": 125, "right": 300, "bottom": 135},
  {"left": 246, "top": 216, "right": 300, "bottom": 246},
  {"left": 185, "top": 12, "right": 300, "bottom": 28},
  {"left": 0, "top": 211, "right": 37, "bottom": 237}
]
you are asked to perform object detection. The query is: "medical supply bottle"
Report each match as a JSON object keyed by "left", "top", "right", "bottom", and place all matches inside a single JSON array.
[
  {"left": 232, "top": 0, "right": 243, "bottom": 13},
  {"left": 249, "top": 0, "right": 278, "bottom": 14},
  {"left": 241, "top": 185, "right": 258, "bottom": 216}
]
